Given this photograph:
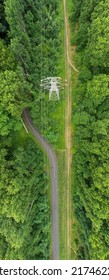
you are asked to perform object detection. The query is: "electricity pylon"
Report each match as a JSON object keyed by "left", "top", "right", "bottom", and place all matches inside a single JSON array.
[{"left": 40, "top": 77, "right": 64, "bottom": 100}]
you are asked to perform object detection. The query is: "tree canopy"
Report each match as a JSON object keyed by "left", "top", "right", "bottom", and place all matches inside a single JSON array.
[{"left": 72, "top": 0, "right": 109, "bottom": 259}]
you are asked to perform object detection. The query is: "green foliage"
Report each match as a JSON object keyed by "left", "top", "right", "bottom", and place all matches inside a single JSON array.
[
  {"left": 0, "top": 69, "right": 26, "bottom": 135},
  {"left": 0, "top": 0, "right": 59, "bottom": 260},
  {"left": 71, "top": 0, "right": 83, "bottom": 21},
  {"left": 86, "top": 0, "right": 109, "bottom": 68},
  {"left": 72, "top": 0, "right": 109, "bottom": 259},
  {"left": 5, "top": 0, "right": 65, "bottom": 149},
  {"left": 0, "top": 0, "right": 64, "bottom": 260},
  {"left": 0, "top": 0, "right": 9, "bottom": 39},
  {"left": 0, "top": 138, "right": 50, "bottom": 260},
  {"left": 5, "top": 0, "right": 61, "bottom": 86},
  {"left": 72, "top": 0, "right": 100, "bottom": 51},
  {"left": 0, "top": 38, "right": 28, "bottom": 136},
  {"left": 0, "top": 40, "right": 15, "bottom": 71}
]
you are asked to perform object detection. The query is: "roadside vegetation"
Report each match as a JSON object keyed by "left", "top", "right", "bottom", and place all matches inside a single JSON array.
[{"left": 71, "top": 0, "right": 109, "bottom": 259}]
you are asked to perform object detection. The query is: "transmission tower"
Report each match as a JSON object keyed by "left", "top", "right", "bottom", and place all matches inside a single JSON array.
[{"left": 40, "top": 77, "right": 64, "bottom": 100}]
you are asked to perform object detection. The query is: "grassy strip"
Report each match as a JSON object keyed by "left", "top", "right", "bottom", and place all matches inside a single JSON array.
[
  {"left": 57, "top": 2, "right": 68, "bottom": 260},
  {"left": 58, "top": 150, "right": 68, "bottom": 259},
  {"left": 66, "top": 0, "right": 81, "bottom": 259}
]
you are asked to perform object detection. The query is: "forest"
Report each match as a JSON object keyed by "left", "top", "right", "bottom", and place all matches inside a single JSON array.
[
  {"left": 72, "top": 0, "right": 109, "bottom": 259},
  {"left": 1, "top": 0, "right": 108, "bottom": 261},
  {"left": 0, "top": 0, "right": 62, "bottom": 259}
]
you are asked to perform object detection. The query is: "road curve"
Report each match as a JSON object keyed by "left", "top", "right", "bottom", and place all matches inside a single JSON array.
[{"left": 22, "top": 108, "right": 59, "bottom": 260}]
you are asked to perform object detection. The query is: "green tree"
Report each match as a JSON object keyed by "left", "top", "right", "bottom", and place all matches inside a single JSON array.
[{"left": 86, "top": 1, "right": 109, "bottom": 67}]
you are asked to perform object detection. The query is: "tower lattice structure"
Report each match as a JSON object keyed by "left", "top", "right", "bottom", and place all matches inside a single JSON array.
[{"left": 40, "top": 77, "right": 64, "bottom": 100}]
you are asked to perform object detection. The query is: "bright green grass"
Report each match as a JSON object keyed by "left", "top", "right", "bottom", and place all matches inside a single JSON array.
[
  {"left": 58, "top": 150, "right": 68, "bottom": 259},
  {"left": 67, "top": 0, "right": 73, "bottom": 15}
]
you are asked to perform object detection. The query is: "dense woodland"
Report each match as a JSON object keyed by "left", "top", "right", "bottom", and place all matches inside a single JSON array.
[
  {"left": 72, "top": 0, "right": 109, "bottom": 259},
  {"left": 0, "top": 0, "right": 61, "bottom": 259},
  {"left": 5, "top": 0, "right": 64, "bottom": 148},
  {"left": 1, "top": 0, "right": 108, "bottom": 261}
]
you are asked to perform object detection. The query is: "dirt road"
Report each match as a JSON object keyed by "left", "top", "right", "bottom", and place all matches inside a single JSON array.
[{"left": 63, "top": 0, "right": 78, "bottom": 259}]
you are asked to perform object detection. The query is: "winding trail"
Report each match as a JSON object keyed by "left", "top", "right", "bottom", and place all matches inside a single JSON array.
[{"left": 22, "top": 109, "right": 59, "bottom": 260}]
